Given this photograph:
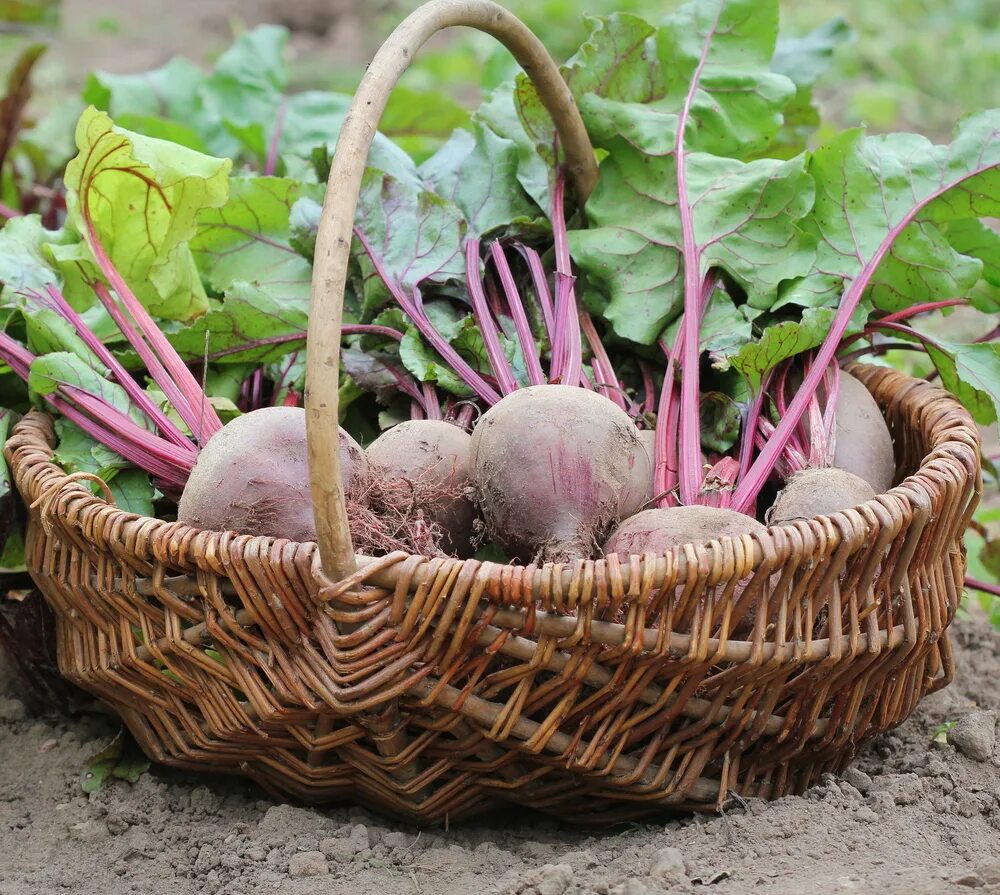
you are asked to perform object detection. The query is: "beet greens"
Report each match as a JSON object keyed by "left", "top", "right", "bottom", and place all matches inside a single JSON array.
[{"left": 0, "top": 4, "right": 995, "bottom": 576}]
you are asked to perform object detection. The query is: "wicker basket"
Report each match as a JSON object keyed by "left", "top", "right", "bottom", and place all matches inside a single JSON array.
[{"left": 5, "top": 0, "right": 984, "bottom": 824}]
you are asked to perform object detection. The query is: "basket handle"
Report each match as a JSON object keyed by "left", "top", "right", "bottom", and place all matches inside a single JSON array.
[{"left": 306, "top": 0, "right": 598, "bottom": 581}]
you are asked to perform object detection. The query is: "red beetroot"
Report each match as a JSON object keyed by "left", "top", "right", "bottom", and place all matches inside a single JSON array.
[
  {"left": 833, "top": 372, "right": 895, "bottom": 494},
  {"left": 767, "top": 467, "right": 876, "bottom": 523},
  {"left": 366, "top": 419, "right": 477, "bottom": 557},
  {"left": 470, "top": 385, "right": 646, "bottom": 562},
  {"left": 178, "top": 406, "right": 366, "bottom": 543},
  {"left": 604, "top": 506, "right": 767, "bottom": 559}
]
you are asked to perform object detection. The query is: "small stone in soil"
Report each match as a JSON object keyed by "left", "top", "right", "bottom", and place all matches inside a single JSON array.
[
  {"left": 379, "top": 831, "right": 414, "bottom": 851},
  {"left": 611, "top": 879, "right": 653, "bottom": 895},
  {"left": 320, "top": 825, "right": 369, "bottom": 863},
  {"left": 948, "top": 710, "right": 998, "bottom": 762},
  {"left": 854, "top": 806, "right": 878, "bottom": 823},
  {"left": 0, "top": 697, "right": 26, "bottom": 722},
  {"left": 535, "top": 864, "right": 574, "bottom": 895},
  {"left": 288, "top": 851, "right": 329, "bottom": 878},
  {"left": 70, "top": 819, "right": 109, "bottom": 842},
  {"left": 841, "top": 766, "right": 873, "bottom": 794},
  {"left": 873, "top": 773, "right": 924, "bottom": 805},
  {"left": 105, "top": 815, "right": 130, "bottom": 836},
  {"left": 649, "top": 846, "right": 687, "bottom": 880},
  {"left": 978, "top": 860, "right": 1000, "bottom": 885},
  {"left": 560, "top": 849, "right": 599, "bottom": 870}
]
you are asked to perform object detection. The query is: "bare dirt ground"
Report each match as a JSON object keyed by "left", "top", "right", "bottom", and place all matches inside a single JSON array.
[
  {"left": 2, "top": 617, "right": 1000, "bottom": 895},
  {"left": 52, "top": 0, "right": 374, "bottom": 79}
]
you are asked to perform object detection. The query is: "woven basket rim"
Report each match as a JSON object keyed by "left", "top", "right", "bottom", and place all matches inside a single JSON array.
[{"left": 4, "top": 363, "right": 982, "bottom": 601}]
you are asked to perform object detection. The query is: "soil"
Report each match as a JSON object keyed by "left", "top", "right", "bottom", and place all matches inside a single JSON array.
[
  {"left": 52, "top": 0, "right": 375, "bottom": 80},
  {"left": 2, "top": 615, "right": 999, "bottom": 895}
]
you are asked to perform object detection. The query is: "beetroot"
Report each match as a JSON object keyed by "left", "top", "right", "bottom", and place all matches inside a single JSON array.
[
  {"left": 366, "top": 419, "right": 477, "bottom": 557},
  {"left": 604, "top": 506, "right": 767, "bottom": 559},
  {"left": 766, "top": 467, "right": 876, "bottom": 524},
  {"left": 833, "top": 372, "right": 895, "bottom": 494},
  {"left": 178, "top": 406, "right": 366, "bottom": 543},
  {"left": 469, "top": 385, "right": 645, "bottom": 562}
]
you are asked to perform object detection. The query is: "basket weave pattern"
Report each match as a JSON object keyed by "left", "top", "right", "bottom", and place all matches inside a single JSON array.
[{"left": 4, "top": 364, "right": 981, "bottom": 822}]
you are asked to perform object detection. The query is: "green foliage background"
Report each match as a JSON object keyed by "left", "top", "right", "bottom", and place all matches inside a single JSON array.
[{"left": 385, "top": 0, "right": 998, "bottom": 140}]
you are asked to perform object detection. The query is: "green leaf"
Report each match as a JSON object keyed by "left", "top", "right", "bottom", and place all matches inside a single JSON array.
[
  {"left": 399, "top": 327, "right": 471, "bottom": 398},
  {"left": 381, "top": 86, "right": 471, "bottom": 162},
  {"left": 109, "top": 115, "right": 211, "bottom": 154},
  {"left": 700, "top": 392, "right": 741, "bottom": 452},
  {"left": 421, "top": 299, "right": 466, "bottom": 342},
  {"left": 663, "top": 292, "right": 754, "bottom": 362},
  {"left": 63, "top": 107, "right": 232, "bottom": 322},
  {"left": 16, "top": 96, "right": 84, "bottom": 184},
  {"left": 570, "top": 112, "right": 815, "bottom": 344},
  {"left": 922, "top": 339, "right": 1000, "bottom": 426},
  {"left": 981, "top": 537, "right": 1000, "bottom": 581},
  {"left": 772, "top": 17, "right": 852, "bottom": 88},
  {"left": 563, "top": 2, "right": 816, "bottom": 347},
  {"left": 790, "top": 115, "right": 1000, "bottom": 315},
  {"left": 205, "top": 364, "right": 254, "bottom": 404},
  {"left": 946, "top": 220, "right": 1000, "bottom": 288},
  {"left": 197, "top": 25, "right": 288, "bottom": 161},
  {"left": 0, "top": 215, "right": 84, "bottom": 305},
  {"left": 288, "top": 196, "right": 322, "bottom": 260},
  {"left": 107, "top": 468, "right": 157, "bottom": 516},
  {"left": 83, "top": 24, "right": 418, "bottom": 184},
  {"left": 147, "top": 386, "right": 240, "bottom": 432},
  {"left": 166, "top": 282, "right": 307, "bottom": 364},
  {"left": 867, "top": 219, "right": 982, "bottom": 313},
  {"left": 83, "top": 57, "right": 212, "bottom": 145},
  {"left": 54, "top": 417, "right": 127, "bottom": 475},
  {"left": 0, "top": 409, "right": 14, "bottom": 502},
  {"left": 451, "top": 316, "right": 499, "bottom": 378},
  {"left": 342, "top": 346, "right": 404, "bottom": 402},
  {"left": 730, "top": 307, "right": 839, "bottom": 390},
  {"left": 22, "top": 305, "right": 102, "bottom": 363},
  {"left": 0, "top": 523, "right": 25, "bottom": 573},
  {"left": 267, "top": 351, "right": 305, "bottom": 407},
  {"left": 419, "top": 125, "right": 539, "bottom": 239},
  {"left": 656, "top": 0, "right": 796, "bottom": 156},
  {"left": 476, "top": 80, "right": 553, "bottom": 212},
  {"left": 37, "top": 240, "right": 111, "bottom": 313},
  {"left": 81, "top": 729, "right": 150, "bottom": 794},
  {"left": 771, "top": 272, "right": 844, "bottom": 311},
  {"left": 0, "top": 221, "right": 113, "bottom": 342},
  {"left": 394, "top": 301, "right": 505, "bottom": 399},
  {"left": 190, "top": 176, "right": 322, "bottom": 295},
  {"left": 569, "top": 224, "right": 680, "bottom": 345},
  {"left": 944, "top": 219, "right": 1000, "bottom": 313},
  {"left": 563, "top": 13, "right": 663, "bottom": 104},
  {"left": 306, "top": 125, "right": 422, "bottom": 193},
  {"left": 932, "top": 721, "right": 956, "bottom": 745},
  {"left": 0, "top": 0, "right": 58, "bottom": 26},
  {"left": 29, "top": 352, "right": 148, "bottom": 429},
  {"left": 353, "top": 169, "right": 467, "bottom": 293}
]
